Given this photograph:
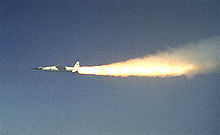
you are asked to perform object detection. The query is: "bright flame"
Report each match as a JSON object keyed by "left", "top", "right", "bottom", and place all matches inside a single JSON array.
[
  {"left": 78, "top": 37, "right": 219, "bottom": 77},
  {"left": 78, "top": 57, "right": 197, "bottom": 77}
]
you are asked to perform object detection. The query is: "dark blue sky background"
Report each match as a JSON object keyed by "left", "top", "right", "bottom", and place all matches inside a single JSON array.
[{"left": 1, "top": 1, "right": 219, "bottom": 135}]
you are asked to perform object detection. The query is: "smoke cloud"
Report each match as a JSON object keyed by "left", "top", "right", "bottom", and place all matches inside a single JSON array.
[
  {"left": 78, "top": 36, "right": 220, "bottom": 77},
  {"left": 165, "top": 36, "right": 220, "bottom": 77}
]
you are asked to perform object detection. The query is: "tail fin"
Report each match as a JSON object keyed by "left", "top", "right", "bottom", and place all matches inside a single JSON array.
[{"left": 72, "top": 61, "right": 80, "bottom": 72}]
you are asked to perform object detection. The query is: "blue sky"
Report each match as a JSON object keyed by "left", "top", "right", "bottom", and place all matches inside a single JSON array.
[{"left": 1, "top": 1, "right": 219, "bottom": 135}]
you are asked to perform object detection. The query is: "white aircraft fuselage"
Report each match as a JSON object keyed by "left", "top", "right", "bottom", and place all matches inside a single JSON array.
[{"left": 33, "top": 61, "right": 80, "bottom": 73}]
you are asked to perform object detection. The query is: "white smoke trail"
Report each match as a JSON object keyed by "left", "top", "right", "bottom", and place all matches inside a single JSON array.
[{"left": 163, "top": 36, "right": 220, "bottom": 77}]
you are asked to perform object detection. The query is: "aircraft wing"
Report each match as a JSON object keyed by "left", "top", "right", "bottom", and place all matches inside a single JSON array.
[{"left": 55, "top": 65, "right": 67, "bottom": 71}]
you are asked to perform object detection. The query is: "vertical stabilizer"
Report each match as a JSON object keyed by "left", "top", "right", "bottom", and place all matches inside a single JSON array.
[{"left": 72, "top": 61, "right": 80, "bottom": 72}]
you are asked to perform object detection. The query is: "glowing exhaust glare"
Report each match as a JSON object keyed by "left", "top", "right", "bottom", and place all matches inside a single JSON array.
[
  {"left": 78, "top": 36, "right": 219, "bottom": 77},
  {"left": 78, "top": 59, "right": 197, "bottom": 77}
]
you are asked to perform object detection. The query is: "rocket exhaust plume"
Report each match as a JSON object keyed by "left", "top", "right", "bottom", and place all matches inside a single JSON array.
[{"left": 78, "top": 36, "right": 220, "bottom": 77}]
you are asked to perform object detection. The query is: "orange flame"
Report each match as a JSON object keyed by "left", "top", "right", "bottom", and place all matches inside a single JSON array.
[
  {"left": 78, "top": 56, "right": 197, "bottom": 77},
  {"left": 78, "top": 37, "right": 219, "bottom": 77}
]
